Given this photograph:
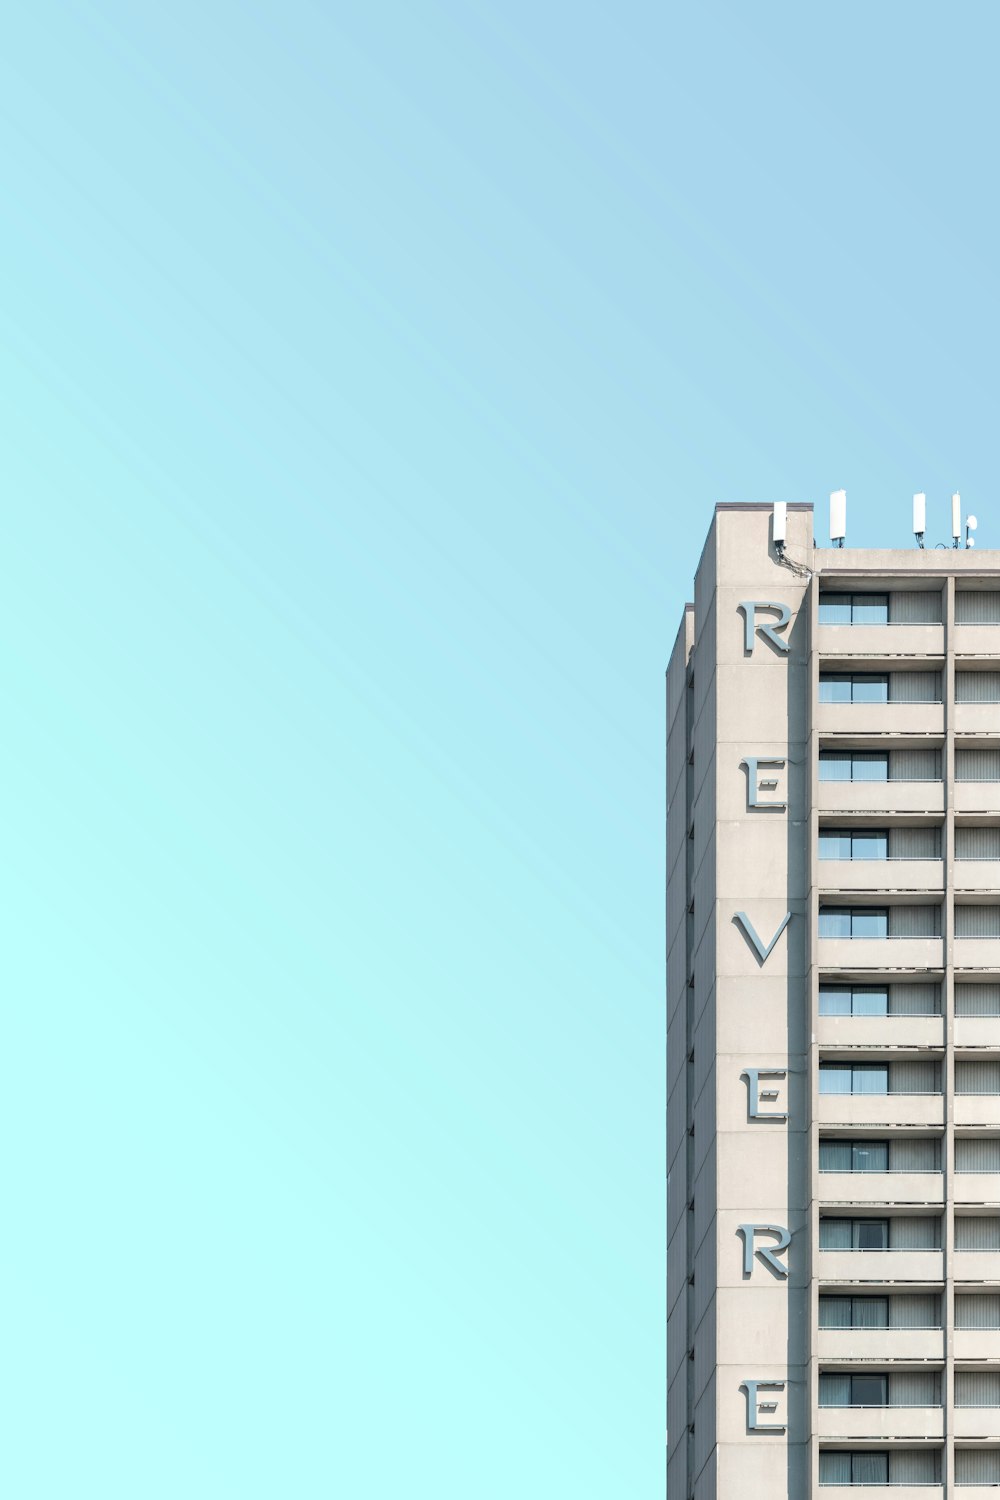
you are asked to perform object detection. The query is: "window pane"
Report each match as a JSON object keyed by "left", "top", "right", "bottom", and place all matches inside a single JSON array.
[
  {"left": 819, "top": 674, "right": 852, "bottom": 703},
  {"left": 855, "top": 1296, "right": 889, "bottom": 1328},
  {"left": 819, "top": 1452, "right": 851, "bottom": 1483},
  {"left": 854, "top": 1452, "right": 888, "bottom": 1483},
  {"left": 819, "top": 1066, "right": 852, "bottom": 1095},
  {"left": 851, "top": 907, "right": 888, "bottom": 938},
  {"left": 819, "top": 830, "right": 853, "bottom": 860},
  {"left": 853, "top": 1141, "right": 888, "bottom": 1171},
  {"left": 819, "top": 987, "right": 852, "bottom": 1015},
  {"left": 818, "top": 908, "right": 852, "bottom": 938},
  {"left": 819, "top": 1219, "right": 852, "bottom": 1249},
  {"left": 818, "top": 752, "right": 851, "bottom": 781},
  {"left": 851, "top": 674, "right": 889, "bottom": 702},
  {"left": 819, "top": 1296, "right": 852, "bottom": 1328},
  {"left": 819, "top": 1140, "right": 852, "bottom": 1171},
  {"left": 852, "top": 830, "right": 887, "bottom": 860},
  {"left": 852, "top": 751, "right": 889, "bottom": 781},
  {"left": 851, "top": 1374, "right": 887, "bottom": 1406},
  {"left": 852, "top": 987, "right": 888, "bottom": 1016},
  {"left": 851, "top": 593, "right": 889, "bottom": 624},
  {"left": 818, "top": 593, "right": 853, "bottom": 624},
  {"left": 856, "top": 1219, "right": 888, "bottom": 1249},
  {"left": 852, "top": 1065, "right": 888, "bottom": 1095},
  {"left": 818, "top": 1374, "right": 851, "bottom": 1406}
]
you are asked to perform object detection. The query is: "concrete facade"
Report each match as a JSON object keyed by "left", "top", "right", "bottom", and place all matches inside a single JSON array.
[{"left": 666, "top": 504, "right": 1000, "bottom": 1498}]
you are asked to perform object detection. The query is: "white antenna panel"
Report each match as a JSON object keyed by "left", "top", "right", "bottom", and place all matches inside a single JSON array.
[
  {"left": 830, "top": 490, "right": 847, "bottom": 542},
  {"left": 772, "top": 502, "right": 787, "bottom": 544},
  {"left": 913, "top": 493, "right": 926, "bottom": 534}
]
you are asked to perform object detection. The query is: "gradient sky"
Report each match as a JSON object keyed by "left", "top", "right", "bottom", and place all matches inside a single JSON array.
[{"left": 1, "top": 3, "right": 996, "bottom": 1496}]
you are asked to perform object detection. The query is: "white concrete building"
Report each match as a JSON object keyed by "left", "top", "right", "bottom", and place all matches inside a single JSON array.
[{"left": 667, "top": 503, "right": 1000, "bottom": 1498}]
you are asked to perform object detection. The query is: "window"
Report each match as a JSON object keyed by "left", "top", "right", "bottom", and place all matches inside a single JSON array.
[
  {"left": 819, "top": 592, "right": 889, "bottom": 624},
  {"left": 819, "top": 1139, "right": 939, "bottom": 1172},
  {"left": 956, "top": 1138, "right": 1000, "bottom": 1172},
  {"left": 819, "top": 1295, "right": 889, "bottom": 1329},
  {"left": 819, "top": 1218, "right": 889, "bottom": 1250},
  {"left": 819, "top": 829, "right": 888, "bottom": 861},
  {"left": 820, "top": 985, "right": 888, "bottom": 1016},
  {"left": 956, "top": 590, "right": 1000, "bottom": 624},
  {"left": 819, "top": 673, "right": 888, "bottom": 703},
  {"left": 819, "top": 1065, "right": 888, "bottom": 1096},
  {"left": 956, "top": 748, "right": 1000, "bottom": 782},
  {"left": 819, "top": 750, "right": 888, "bottom": 781},
  {"left": 818, "top": 907, "right": 888, "bottom": 938},
  {"left": 819, "top": 1451, "right": 889, "bottom": 1485},
  {"left": 955, "top": 905, "right": 1000, "bottom": 938},
  {"left": 819, "top": 906, "right": 940, "bottom": 939},
  {"left": 956, "top": 670, "right": 1000, "bottom": 703},
  {"left": 819, "top": 1373, "right": 887, "bottom": 1407}
]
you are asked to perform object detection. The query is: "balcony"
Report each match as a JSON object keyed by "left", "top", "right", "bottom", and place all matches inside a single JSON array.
[
  {"left": 954, "top": 939, "right": 1000, "bottom": 972},
  {"left": 818, "top": 937, "right": 945, "bottom": 972},
  {"left": 955, "top": 1251, "right": 1000, "bottom": 1281},
  {"left": 955, "top": 1174, "right": 1000, "bottom": 1206},
  {"left": 956, "top": 1017, "right": 1000, "bottom": 1048},
  {"left": 818, "top": 781, "right": 946, "bottom": 816},
  {"left": 955, "top": 863, "right": 1000, "bottom": 895},
  {"left": 817, "top": 1327, "right": 945, "bottom": 1362},
  {"left": 819, "top": 860, "right": 944, "bottom": 896},
  {"left": 955, "top": 623, "right": 1000, "bottom": 656},
  {"left": 816, "top": 702, "right": 945, "bottom": 737},
  {"left": 953, "top": 1407, "right": 1000, "bottom": 1439},
  {"left": 955, "top": 703, "right": 1000, "bottom": 735},
  {"left": 816, "top": 1406, "right": 944, "bottom": 1441},
  {"left": 817, "top": 1095, "right": 945, "bottom": 1129},
  {"left": 817, "top": 622, "right": 945, "bottom": 658},
  {"left": 955, "top": 782, "right": 1000, "bottom": 815},
  {"left": 819, "top": 1172, "right": 943, "bottom": 1207},
  {"left": 817, "top": 1015, "right": 945, "bottom": 1049},
  {"left": 817, "top": 1489, "right": 941, "bottom": 1500},
  {"left": 954, "top": 1096, "right": 1000, "bottom": 1128},
  {"left": 817, "top": 1248, "right": 944, "bottom": 1282},
  {"left": 954, "top": 1330, "right": 1000, "bottom": 1360}
]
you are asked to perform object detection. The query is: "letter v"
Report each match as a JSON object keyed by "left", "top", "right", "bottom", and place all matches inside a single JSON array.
[{"left": 733, "top": 911, "right": 791, "bottom": 965}]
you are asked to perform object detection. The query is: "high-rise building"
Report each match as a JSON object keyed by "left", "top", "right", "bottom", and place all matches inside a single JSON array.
[{"left": 667, "top": 501, "right": 1000, "bottom": 1499}]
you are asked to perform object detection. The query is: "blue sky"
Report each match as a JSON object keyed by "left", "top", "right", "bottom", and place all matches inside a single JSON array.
[{"left": 0, "top": 3, "right": 995, "bottom": 1495}]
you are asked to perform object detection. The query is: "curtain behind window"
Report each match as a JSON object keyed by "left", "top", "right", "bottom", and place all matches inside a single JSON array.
[
  {"left": 890, "top": 590, "right": 942, "bottom": 623},
  {"left": 955, "top": 1138, "right": 1000, "bottom": 1172},
  {"left": 890, "top": 1217, "right": 940, "bottom": 1249},
  {"left": 890, "top": 1138, "right": 938, "bottom": 1170},
  {"left": 889, "top": 1450, "right": 937, "bottom": 1483},
  {"left": 955, "top": 748, "right": 1000, "bottom": 781},
  {"left": 955, "top": 1294, "right": 1000, "bottom": 1329},
  {"left": 956, "top": 670, "right": 1000, "bottom": 702},
  {"left": 955, "top": 1371, "right": 1000, "bottom": 1406},
  {"left": 956, "top": 590, "right": 1000, "bottom": 623},
  {"left": 955, "top": 826, "right": 1000, "bottom": 859},
  {"left": 955, "top": 1448, "right": 1000, "bottom": 1484},
  {"left": 889, "top": 826, "right": 940, "bottom": 859},
  {"left": 955, "top": 1061, "right": 1000, "bottom": 1094},
  {"left": 889, "top": 1371, "right": 939, "bottom": 1406},
  {"left": 955, "top": 905, "right": 1000, "bottom": 938},
  {"left": 955, "top": 1217, "right": 1000, "bottom": 1250},
  {"left": 889, "top": 905, "right": 939, "bottom": 937},
  {"left": 890, "top": 747, "right": 940, "bottom": 780},
  {"left": 889, "top": 1060, "right": 939, "bottom": 1094},
  {"left": 890, "top": 1294, "right": 938, "bottom": 1328},
  {"left": 890, "top": 982, "right": 939, "bottom": 1015},
  {"left": 956, "top": 983, "right": 1000, "bottom": 1016},
  {"left": 891, "top": 670, "right": 942, "bottom": 702}
]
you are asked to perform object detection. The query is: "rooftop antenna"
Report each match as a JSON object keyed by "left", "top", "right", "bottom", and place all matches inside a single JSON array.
[
  {"left": 772, "top": 501, "right": 787, "bottom": 559},
  {"left": 966, "top": 511, "right": 978, "bottom": 549},
  {"left": 952, "top": 493, "right": 962, "bottom": 549},
  {"left": 913, "top": 493, "right": 926, "bottom": 549},
  {"left": 830, "top": 489, "right": 846, "bottom": 549}
]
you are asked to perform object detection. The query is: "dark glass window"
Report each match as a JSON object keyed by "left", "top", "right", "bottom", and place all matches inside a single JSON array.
[
  {"left": 819, "top": 592, "right": 889, "bottom": 625},
  {"left": 818, "top": 907, "right": 889, "bottom": 939}
]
